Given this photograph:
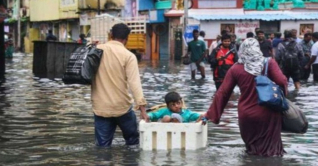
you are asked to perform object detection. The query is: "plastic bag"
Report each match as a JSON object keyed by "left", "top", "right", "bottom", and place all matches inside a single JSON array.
[
  {"left": 282, "top": 99, "right": 308, "bottom": 133},
  {"left": 62, "top": 44, "right": 103, "bottom": 85}
]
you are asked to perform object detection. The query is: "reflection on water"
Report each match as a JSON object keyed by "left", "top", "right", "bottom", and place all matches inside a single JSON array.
[{"left": 0, "top": 54, "right": 318, "bottom": 166}]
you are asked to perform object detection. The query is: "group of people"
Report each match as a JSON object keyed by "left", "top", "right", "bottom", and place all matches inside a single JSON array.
[
  {"left": 90, "top": 23, "right": 316, "bottom": 158},
  {"left": 185, "top": 27, "right": 318, "bottom": 90},
  {"left": 46, "top": 30, "right": 87, "bottom": 45}
]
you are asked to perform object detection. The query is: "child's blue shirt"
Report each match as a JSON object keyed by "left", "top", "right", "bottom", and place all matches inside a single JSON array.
[{"left": 147, "top": 107, "right": 200, "bottom": 123}]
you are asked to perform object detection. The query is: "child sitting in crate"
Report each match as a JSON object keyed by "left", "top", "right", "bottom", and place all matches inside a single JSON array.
[{"left": 147, "top": 92, "right": 204, "bottom": 123}]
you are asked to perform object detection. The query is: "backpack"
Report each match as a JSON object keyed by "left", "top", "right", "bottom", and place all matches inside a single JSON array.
[{"left": 281, "top": 42, "right": 299, "bottom": 71}]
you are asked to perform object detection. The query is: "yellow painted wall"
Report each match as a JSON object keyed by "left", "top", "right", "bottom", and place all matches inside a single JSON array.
[
  {"left": 30, "top": 0, "right": 59, "bottom": 21},
  {"left": 59, "top": 0, "right": 79, "bottom": 19},
  {"left": 24, "top": 28, "right": 40, "bottom": 53}
]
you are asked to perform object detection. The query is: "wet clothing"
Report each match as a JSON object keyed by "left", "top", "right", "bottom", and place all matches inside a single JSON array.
[
  {"left": 276, "top": 39, "right": 304, "bottom": 82},
  {"left": 187, "top": 40, "right": 206, "bottom": 62},
  {"left": 94, "top": 108, "right": 139, "bottom": 147},
  {"left": 206, "top": 59, "right": 287, "bottom": 157},
  {"left": 147, "top": 107, "right": 200, "bottom": 123},
  {"left": 259, "top": 40, "right": 272, "bottom": 57},
  {"left": 209, "top": 44, "right": 238, "bottom": 89},
  {"left": 92, "top": 41, "right": 147, "bottom": 118}
]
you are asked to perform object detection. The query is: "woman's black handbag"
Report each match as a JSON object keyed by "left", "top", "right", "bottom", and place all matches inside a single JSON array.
[
  {"left": 62, "top": 44, "right": 103, "bottom": 85},
  {"left": 282, "top": 99, "right": 308, "bottom": 133}
]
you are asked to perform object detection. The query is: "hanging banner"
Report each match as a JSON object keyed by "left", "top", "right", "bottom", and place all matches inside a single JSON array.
[
  {"left": 184, "top": 24, "right": 200, "bottom": 44},
  {"left": 80, "top": 14, "right": 89, "bottom": 26}
]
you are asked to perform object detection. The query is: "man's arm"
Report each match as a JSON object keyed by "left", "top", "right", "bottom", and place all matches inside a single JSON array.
[
  {"left": 125, "top": 55, "right": 148, "bottom": 121},
  {"left": 276, "top": 43, "right": 283, "bottom": 64},
  {"left": 297, "top": 44, "right": 304, "bottom": 63},
  {"left": 305, "top": 56, "right": 317, "bottom": 69},
  {"left": 305, "top": 44, "right": 318, "bottom": 69}
]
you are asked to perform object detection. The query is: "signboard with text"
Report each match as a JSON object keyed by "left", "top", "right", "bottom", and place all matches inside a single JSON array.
[{"left": 235, "top": 22, "right": 259, "bottom": 37}]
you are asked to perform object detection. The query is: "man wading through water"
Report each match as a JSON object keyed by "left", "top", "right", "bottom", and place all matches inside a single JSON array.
[
  {"left": 185, "top": 29, "right": 206, "bottom": 79},
  {"left": 92, "top": 23, "right": 148, "bottom": 147},
  {"left": 276, "top": 30, "right": 304, "bottom": 90}
]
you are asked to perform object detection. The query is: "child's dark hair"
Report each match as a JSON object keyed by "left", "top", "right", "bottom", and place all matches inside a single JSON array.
[
  {"left": 221, "top": 34, "right": 231, "bottom": 41},
  {"left": 165, "top": 92, "right": 182, "bottom": 105}
]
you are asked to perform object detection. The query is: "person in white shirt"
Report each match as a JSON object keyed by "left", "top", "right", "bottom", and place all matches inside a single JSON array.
[
  {"left": 305, "top": 32, "right": 318, "bottom": 82},
  {"left": 199, "top": 31, "right": 208, "bottom": 58},
  {"left": 209, "top": 35, "right": 221, "bottom": 55}
]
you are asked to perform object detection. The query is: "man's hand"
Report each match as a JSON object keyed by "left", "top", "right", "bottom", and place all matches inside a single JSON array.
[
  {"left": 304, "top": 64, "right": 310, "bottom": 70},
  {"left": 139, "top": 105, "right": 149, "bottom": 122}
]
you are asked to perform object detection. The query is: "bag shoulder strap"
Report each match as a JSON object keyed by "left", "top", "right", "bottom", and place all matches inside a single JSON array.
[
  {"left": 219, "top": 50, "right": 233, "bottom": 61},
  {"left": 264, "top": 57, "right": 270, "bottom": 76}
]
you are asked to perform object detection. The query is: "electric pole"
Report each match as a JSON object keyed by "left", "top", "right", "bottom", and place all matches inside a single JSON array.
[
  {"left": 97, "top": 0, "right": 100, "bottom": 15},
  {"left": 17, "top": 0, "right": 21, "bottom": 51},
  {"left": 184, "top": 0, "right": 188, "bottom": 34}
]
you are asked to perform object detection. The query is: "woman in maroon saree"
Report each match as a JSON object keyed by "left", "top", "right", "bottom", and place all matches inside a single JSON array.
[{"left": 204, "top": 38, "right": 288, "bottom": 157}]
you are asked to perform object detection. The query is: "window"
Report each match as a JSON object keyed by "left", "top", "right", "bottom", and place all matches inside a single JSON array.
[{"left": 198, "top": 0, "right": 236, "bottom": 8}]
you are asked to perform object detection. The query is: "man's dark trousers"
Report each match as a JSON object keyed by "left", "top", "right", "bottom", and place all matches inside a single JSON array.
[{"left": 94, "top": 107, "right": 139, "bottom": 147}]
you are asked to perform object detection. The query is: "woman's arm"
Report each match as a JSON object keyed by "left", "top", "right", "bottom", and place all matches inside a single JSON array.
[{"left": 205, "top": 67, "right": 237, "bottom": 124}]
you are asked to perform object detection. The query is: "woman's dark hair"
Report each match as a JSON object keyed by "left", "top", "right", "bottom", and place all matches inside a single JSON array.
[
  {"left": 165, "top": 92, "right": 182, "bottom": 105},
  {"left": 111, "top": 23, "right": 131, "bottom": 40},
  {"left": 221, "top": 34, "right": 231, "bottom": 41},
  {"left": 274, "top": 32, "right": 282, "bottom": 38}
]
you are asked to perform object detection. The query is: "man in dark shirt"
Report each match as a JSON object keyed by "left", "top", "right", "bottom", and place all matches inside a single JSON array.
[
  {"left": 257, "top": 30, "right": 273, "bottom": 57},
  {"left": 46, "top": 30, "right": 57, "bottom": 41}
]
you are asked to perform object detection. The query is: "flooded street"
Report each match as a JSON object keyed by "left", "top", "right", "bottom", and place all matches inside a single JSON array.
[{"left": 0, "top": 53, "right": 318, "bottom": 166}]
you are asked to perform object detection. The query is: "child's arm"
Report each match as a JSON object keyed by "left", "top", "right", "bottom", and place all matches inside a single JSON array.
[
  {"left": 147, "top": 108, "right": 167, "bottom": 122},
  {"left": 187, "top": 111, "right": 201, "bottom": 122}
]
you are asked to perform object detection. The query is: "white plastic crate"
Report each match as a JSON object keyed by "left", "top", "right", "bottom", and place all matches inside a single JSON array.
[{"left": 139, "top": 120, "right": 207, "bottom": 150}]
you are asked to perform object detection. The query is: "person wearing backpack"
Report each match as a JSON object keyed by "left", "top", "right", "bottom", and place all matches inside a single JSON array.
[
  {"left": 276, "top": 30, "right": 304, "bottom": 90},
  {"left": 209, "top": 34, "right": 238, "bottom": 90}
]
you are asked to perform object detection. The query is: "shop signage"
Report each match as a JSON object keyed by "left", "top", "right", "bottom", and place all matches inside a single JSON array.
[{"left": 235, "top": 22, "right": 259, "bottom": 36}]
